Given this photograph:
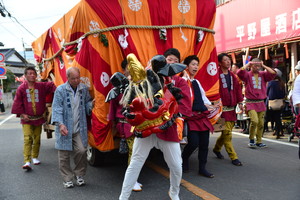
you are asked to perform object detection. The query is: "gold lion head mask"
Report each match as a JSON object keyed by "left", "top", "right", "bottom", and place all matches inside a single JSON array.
[{"left": 127, "top": 53, "right": 146, "bottom": 83}]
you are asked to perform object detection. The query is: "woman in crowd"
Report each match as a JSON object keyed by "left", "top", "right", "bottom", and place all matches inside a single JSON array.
[{"left": 267, "top": 69, "right": 286, "bottom": 139}]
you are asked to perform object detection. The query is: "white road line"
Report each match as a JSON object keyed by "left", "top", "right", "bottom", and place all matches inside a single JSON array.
[
  {"left": 0, "top": 114, "right": 15, "bottom": 126},
  {"left": 232, "top": 131, "right": 298, "bottom": 148}
]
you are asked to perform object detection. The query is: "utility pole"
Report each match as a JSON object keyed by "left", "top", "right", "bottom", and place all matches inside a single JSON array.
[{"left": 22, "top": 38, "right": 26, "bottom": 60}]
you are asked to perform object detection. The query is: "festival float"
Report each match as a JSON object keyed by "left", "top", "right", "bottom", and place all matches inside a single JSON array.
[{"left": 32, "top": 0, "right": 220, "bottom": 165}]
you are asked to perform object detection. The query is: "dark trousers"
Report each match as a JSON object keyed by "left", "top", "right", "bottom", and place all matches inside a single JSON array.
[
  {"left": 264, "top": 109, "right": 273, "bottom": 131},
  {"left": 182, "top": 130, "right": 209, "bottom": 171},
  {"left": 238, "top": 120, "right": 247, "bottom": 131},
  {"left": 0, "top": 102, "right": 5, "bottom": 112},
  {"left": 269, "top": 110, "right": 283, "bottom": 136}
]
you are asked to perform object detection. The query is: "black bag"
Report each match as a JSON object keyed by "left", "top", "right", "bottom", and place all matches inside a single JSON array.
[
  {"left": 182, "top": 121, "right": 189, "bottom": 137},
  {"left": 119, "top": 138, "right": 129, "bottom": 154}
]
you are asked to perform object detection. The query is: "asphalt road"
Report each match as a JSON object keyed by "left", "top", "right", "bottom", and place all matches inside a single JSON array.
[{"left": 1, "top": 112, "right": 300, "bottom": 200}]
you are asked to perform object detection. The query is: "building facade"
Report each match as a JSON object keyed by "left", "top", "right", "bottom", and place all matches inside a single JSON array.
[{"left": 214, "top": 0, "right": 300, "bottom": 84}]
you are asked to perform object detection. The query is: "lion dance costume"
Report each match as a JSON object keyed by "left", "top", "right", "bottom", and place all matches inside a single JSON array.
[{"left": 106, "top": 53, "right": 186, "bottom": 138}]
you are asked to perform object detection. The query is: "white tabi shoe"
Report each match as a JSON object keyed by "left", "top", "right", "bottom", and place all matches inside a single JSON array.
[
  {"left": 22, "top": 162, "right": 32, "bottom": 170},
  {"left": 32, "top": 158, "right": 41, "bottom": 165},
  {"left": 132, "top": 181, "right": 142, "bottom": 192}
]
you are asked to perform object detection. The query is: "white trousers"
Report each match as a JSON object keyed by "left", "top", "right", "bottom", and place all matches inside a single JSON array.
[{"left": 119, "top": 134, "right": 182, "bottom": 200}]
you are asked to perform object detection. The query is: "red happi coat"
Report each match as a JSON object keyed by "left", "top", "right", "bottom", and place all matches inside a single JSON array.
[
  {"left": 157, "top": 75, "right": 192, "bottom": 142},
  {"left": 11, "top": 81, "right": 56, "bottom": 126},
  {"left": 109, "top": 94, "right": 133, "bottom": 139},
  {"left": 219, "top": 69, "right": 243, "bottom": 121},
  {"left": 237, "top": 69, "right": 276, "bottom": 112}
]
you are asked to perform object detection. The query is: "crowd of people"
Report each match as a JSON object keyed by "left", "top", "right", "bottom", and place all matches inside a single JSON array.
[{"left": 9, "top": 48, "right": 300, "bottom": 200}]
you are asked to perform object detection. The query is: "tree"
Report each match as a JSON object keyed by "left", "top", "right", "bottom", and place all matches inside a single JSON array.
[{"left": 2, "top": 70, "right": 15, "bottom": 92}]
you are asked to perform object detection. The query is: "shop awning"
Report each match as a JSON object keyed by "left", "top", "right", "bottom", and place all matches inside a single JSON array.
[{"left": 215, "top": 0, "right": 300, "bottom": 53}]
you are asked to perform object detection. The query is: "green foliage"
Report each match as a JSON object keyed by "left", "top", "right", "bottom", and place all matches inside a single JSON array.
[
  {"left": 99, "top": 33, "right": 109, "bottom": 47},
  {"left": 2, "top": 70, "right": 15, "bottom": 92}
]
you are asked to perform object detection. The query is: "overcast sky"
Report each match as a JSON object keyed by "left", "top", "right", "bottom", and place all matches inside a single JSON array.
[{"left": 0, "top": 0, "right": 81, "bottom": 51}]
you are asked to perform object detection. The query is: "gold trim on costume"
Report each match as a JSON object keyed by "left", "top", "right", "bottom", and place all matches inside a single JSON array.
[
  {"left": 222, "top": 106, "right": 235, "bottom": 112},
  {"left": 245, "top": 99, "right": 264, "bottom": 103}
]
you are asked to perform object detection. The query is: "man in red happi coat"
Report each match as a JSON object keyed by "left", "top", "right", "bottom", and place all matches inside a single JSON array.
[
  {"left": 12, "top": 66, "right": 56, "bottom": 170},
  {"left": 237, "top": 58, "right": 276, "bottom": 148},
  {"left": 213, "top": 54, "right": 244, "bottom": 166}
]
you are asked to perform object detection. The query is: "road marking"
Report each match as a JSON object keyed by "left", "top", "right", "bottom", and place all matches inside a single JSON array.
[
  {"left": 146, "top": 161, "right": 221, "bottom": 200},
  {"left": 232, "top": 131, "right": 298, "bottom": 148},
  {"left": 0, "top": 114, "right": 15, "bottom": 127}
]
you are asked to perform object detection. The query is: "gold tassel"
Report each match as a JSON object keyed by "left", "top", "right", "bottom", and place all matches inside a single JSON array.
[
  {"left": 265, "top": 47, "right": 269, "bottom": 60},
  {"left": 284, "top": 43, "right": 289, "bottom": 59},
  {"left": 231, "top": 52, "right": 236, "bottom": 64}
]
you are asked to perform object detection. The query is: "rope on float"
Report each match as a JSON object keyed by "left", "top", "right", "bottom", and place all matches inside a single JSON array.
[{"left": 42, "top": 24, "right": 215, "bottom": 62}]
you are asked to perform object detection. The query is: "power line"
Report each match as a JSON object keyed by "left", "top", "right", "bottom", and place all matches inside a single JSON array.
[
  {"left": 9, "top": 16, "right": 36, "bottom": 38},
  {"left": 1, "top": 15, "right": 34, "bottom": 43},
  {"left": 0, "top": 24, "right": 22, "bottom": 41},
  {"left": 0, "top": 14, "right": 62, "bottom": 27},
  {"left": 21, "top": 14, "right": 63, "bottom": 22},
  {"left": 0, "top": 2, "right": 36, "bottom": 38},
  {"left": 0, "top": 24, "right": 32, "bottom": 47}
]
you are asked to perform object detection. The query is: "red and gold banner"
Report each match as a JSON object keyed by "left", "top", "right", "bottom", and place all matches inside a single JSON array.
[{"left": 32, "top": 0, "right": 218, "bottom": 151}]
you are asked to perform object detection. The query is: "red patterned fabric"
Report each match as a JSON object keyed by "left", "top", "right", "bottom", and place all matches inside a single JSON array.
[{"left": 32, "top": 0, "right": 218, "bottom": 151}]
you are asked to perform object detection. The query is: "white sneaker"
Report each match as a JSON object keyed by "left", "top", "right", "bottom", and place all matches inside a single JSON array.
[
  {"left": 32, "top": 158, "right": 41, "bottom": 165},
  {"left": 63, "top": 181, "right": 74, "bottom": 188},
  {"left": 22, "top": 162, "right": 31, "bottom": 170},
  {"left": 75, "top": 176, "right": 86, "bottom": 186},
  {"left": 132, "top": 181, "right": 142, "bottom": 192}
]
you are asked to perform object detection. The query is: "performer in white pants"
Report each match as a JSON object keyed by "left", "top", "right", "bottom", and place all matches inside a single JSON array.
[
  {"left": 117, "top": 53, "right": 192, "bottom": 200},
  {"left": 119, "top": 134, "right": 182, "bottom": 200}
]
